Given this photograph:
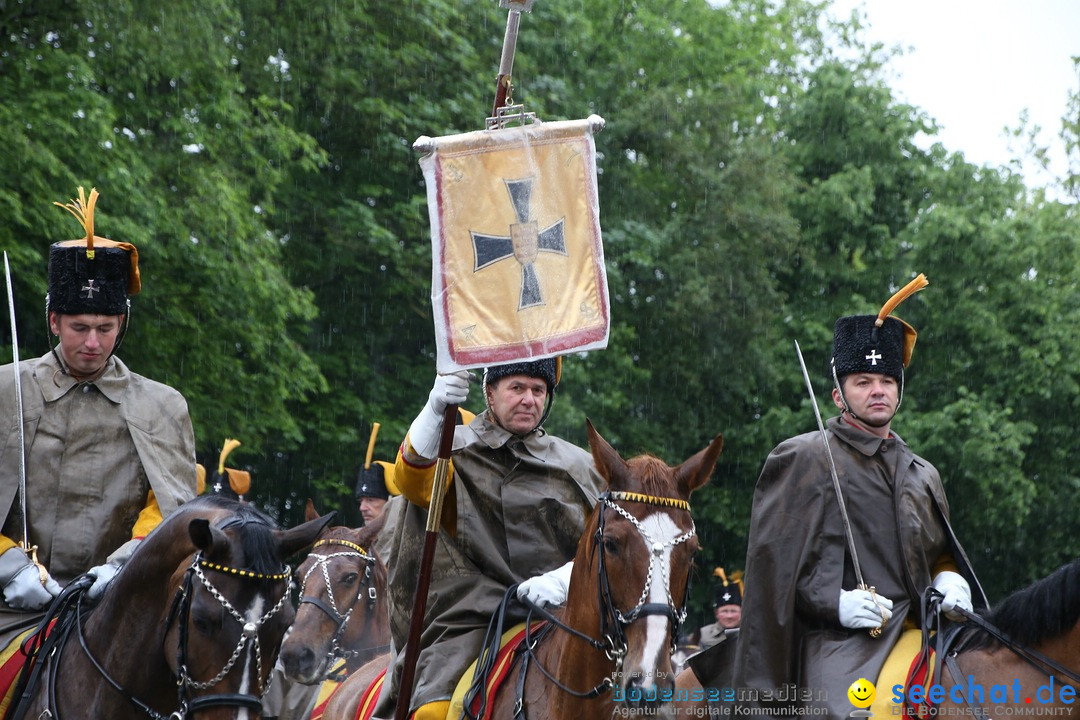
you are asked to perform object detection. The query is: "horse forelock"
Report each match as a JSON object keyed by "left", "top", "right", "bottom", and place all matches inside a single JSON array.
[
  {"left": 970, "top": 558, "right": 1080, "bottom": 650},
  {"left": 202, "top": 499, "right": 284, "bottom": 575},
  {"left": 616, "top": 454, "right": 681, "bottom": 499}
]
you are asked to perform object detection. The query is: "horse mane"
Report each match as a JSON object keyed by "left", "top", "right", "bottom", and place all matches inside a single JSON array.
[
  {"left": 966, "top": 558, "right": 1080, "bottom": 650},
  {"left": 162, "top": 495, "right": 283, "bottom": 575}
]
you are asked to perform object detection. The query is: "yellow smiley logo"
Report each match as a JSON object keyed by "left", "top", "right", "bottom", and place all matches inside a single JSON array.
[{"left": 848, "top": 678, "right": 876, "bottom": 709}]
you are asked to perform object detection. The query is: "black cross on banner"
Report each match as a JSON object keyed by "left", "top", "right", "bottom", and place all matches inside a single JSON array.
[{"left": 471, "top": 177, "right": 566, "bottom": 309}]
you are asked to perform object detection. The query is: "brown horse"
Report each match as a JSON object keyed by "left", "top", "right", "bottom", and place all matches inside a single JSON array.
[
  {"left": 321, "top": 421, "right": 723, "bottom": 720},
  {"left": 911, "top": 560, "right": 1080, "bottom": 717},
  {"left": 672, "top": 560, "right": 1080, "bottom": 717},
  {"left": 7, "top": 494, "right": 333, "bottom": 720},
  {"left": 279, "top": 500, "right": 390, "bottom": 684}
]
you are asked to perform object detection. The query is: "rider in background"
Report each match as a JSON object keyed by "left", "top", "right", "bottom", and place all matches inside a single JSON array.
[
  {"left": 0, "top": 188, "right": 195, "bottom": 681},
  {"left": 374, "top": 358, "right": 603, "bottom": 720},
  {"left": 733, "top": 277, "right": 987, "bottom": 717},
  {"left": 698, "top": 567, "right": 742, "bottom": 649}
]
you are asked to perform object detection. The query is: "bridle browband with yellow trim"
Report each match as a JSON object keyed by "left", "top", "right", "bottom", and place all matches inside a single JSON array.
[
  {"left": 198, "top": 558, "right": 291, "bottom": 582},
  {"left": 605, "top": 490, "right": 690, "bottom": 511}
]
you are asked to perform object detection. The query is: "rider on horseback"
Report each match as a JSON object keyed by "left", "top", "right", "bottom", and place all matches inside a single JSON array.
[
  {"left": 0, "top": 187, "right": 196, "bottom": 698},
  {"left": 732, "top": 276, "right": 988, "bottom": 718},
  {"left": 374, "top": 358, "right": 604, "bottom": 720}
]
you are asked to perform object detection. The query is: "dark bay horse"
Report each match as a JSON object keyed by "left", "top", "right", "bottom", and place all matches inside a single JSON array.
[
  {"left": 923, "top": 559, "right": 1080, "bottom": 717},
  {"left": 322, "top": 421, "right": 723, "bottom": 720},
  {"left": 672, "top": 560, "right": 1080, "bottom": 717},
  {"left": 8, "top": 494, "right": 333, "bottom": 720},
  {"left": 279, "top": 500, "right": 390, "bottom": 684}
]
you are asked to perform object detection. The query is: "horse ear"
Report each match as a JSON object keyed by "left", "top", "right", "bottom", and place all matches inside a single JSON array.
[
  {"left": 188, "top": 518, "right": 230, "bottom": 553},
  {"left": 305, "top": 498, "right": 319, "bottom": 522},
  {"left": 586, "top": 418, "right": 625, "bottom": 488},
  {"left": 277, "top": 511, "right": 336, "bottom": 558},
  {"left": 674, "top": 434, "right": 724, "bottom": 495}
]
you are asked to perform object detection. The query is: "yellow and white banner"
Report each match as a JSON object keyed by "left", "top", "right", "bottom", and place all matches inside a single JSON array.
[{"left": 418, "top": 117, "right": 609, "bottom": 372}]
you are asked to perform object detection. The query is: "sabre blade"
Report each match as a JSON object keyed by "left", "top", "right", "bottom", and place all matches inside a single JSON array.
[
  {"left": 794, "top": 339, "right": 866, "bottom": 589},
  {"left": 3, "top": 252, "right": 29, "bottom": 553}
]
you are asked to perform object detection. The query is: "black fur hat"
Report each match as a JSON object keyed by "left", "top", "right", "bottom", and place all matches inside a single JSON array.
[
  {"left": 831, "top": 315, "right": 906, "bottom": 382},
  {"left": 483, "top": 357, "right": 561, "bottom": 394},
  {"left": 831, "top": 274, "right": 928, "bottom": 383},
  {"left": 49, "top": 187, "right": 140, "bottom": 316},
  {"left": 356, "top": 462, "right": 393, "bottom": 501},
  {"left": 713, "top": 567, "right": 743, "bottom": 608}
]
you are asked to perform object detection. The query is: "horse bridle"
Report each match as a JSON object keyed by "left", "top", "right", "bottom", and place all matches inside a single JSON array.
[
  {"left": 296, "top": 538, "right": 385, "bottom": 674},
  {"left": 167, "top": 555, "right": 293, "bottom": 717},
  {"left": 515, "top": 490, "right": 696, "bottom": 704},
  {"left": 48, "top": 553, "right": 292, "bottom": 720},
  {"left": 595, "top": 491, "right": 696, "bottom": 666}
]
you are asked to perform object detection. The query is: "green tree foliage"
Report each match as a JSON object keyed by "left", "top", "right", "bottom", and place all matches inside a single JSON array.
[
  {"left": 2, "top": 0, "right": 1079, "bottom": 605},
  {"left": 0, "top": 0, "right": 325, "bottom": 460}
]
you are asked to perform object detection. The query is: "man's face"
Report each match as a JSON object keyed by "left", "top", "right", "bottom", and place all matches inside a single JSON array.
[
  {"left": 359, "top": 497, "right": 387, "bottom": 524},
  {"left": 49, "top": 312, "right": 122, "bottom": 377},
  {"left": 833, "top": 372, "right": 899, "bottom": 429},
  {"left": 715, "top": 604, "right": 741, "bottom": 629},
  {"left": 486, "top": 374, "right": 548, "bottom": 435}
]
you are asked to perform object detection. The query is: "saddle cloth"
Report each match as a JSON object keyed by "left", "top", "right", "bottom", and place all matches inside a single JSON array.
[
  {"left": 347, "top": 622, "right": 539, "bottom": 720},
  {"left": 0, "top": 628, "right": 42, "bottom": 718}
]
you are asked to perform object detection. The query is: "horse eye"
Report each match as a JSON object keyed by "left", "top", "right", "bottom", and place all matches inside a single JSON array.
[
  {"left": 339, "top": 572, "right": 359, "bottom": 586},
  {"left": 192, "top": 607, "right": 221, "bottom": 635},
  {"left": 602, "top": 536, "right": 619, "bottom": 555}
]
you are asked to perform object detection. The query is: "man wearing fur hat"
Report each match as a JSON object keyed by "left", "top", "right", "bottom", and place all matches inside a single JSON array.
[
  {"left": 699, "top": 567, "right": 742, "bottom": 650},
  {"left": 375, "top": 358, "right": 604, "bottom": 720},
  {"left": 732, "top": 276, "right": 986, "bottom": 718},
  {"left": 0, "top": 188, "right": 196, "bottom": 654}
]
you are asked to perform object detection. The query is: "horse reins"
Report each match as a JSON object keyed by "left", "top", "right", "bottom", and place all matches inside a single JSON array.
[
  {"left": 505, "top": 490, "right": 696, "bottom": 717},
  {"left": 297, "top": 538, "right": 388, "bottom": 675},
  {"left": 913, "top": 588, "right": 1080, "bottom": 718}
]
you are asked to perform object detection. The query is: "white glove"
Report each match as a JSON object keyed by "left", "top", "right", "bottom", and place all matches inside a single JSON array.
[
  {"left": 0, "top": 547, "right": 61, "bottom": 610},
  {"left": 838, "top": 588, "right": 893, "bottom": 630},
  {"left": 87, "top": 538, "right": 142, "bottom": 602},
  {"left": 86, "top": 562, "right": 121, "bottom": 602},
  {"left": 517, "top": 561, "right": 573, "bottom": 608},
  {"left": 933, "top": 570, "right": 972, "bottom": 620},
  {"left": 406, "top": 372, "right": 471, "bottom": 460}
]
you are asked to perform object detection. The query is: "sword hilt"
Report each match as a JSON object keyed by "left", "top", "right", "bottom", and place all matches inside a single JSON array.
[
  {"left": 860, "top": 583, "right": 887, "bottom": 638},
  {"left": 19, "top": 543, "right": 48, "bottom": 585}
]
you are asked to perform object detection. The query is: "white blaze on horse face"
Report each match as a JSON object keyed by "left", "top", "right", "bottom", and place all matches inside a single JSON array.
[
  {"left": 235, "top": 593, "right": 268, "bottom": 720},
  {"left": 630, "top": 511, "right": 684, "bottom": 689}
]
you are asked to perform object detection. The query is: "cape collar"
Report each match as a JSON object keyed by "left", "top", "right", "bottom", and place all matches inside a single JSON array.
[
  {"left": 829, "top": 415, "right": 905, "bottom": 457},
  {"left": 37, "top": 351, "right": 127, "bottom": 404},
  {"left": 471, "top": 412, "right": 550, "bottom": 461}
]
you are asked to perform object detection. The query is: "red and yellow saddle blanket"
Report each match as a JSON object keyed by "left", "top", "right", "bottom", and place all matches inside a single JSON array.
[
  {"left": 0, "top": 627, "right": 47, "bottom": 718},
  {"left": 341, "top": 622, "right": 543, "bottom": 720}
]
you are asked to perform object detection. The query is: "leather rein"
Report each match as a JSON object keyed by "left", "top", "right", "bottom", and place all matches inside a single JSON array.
[
  {"left": 504, "top": 490, "right": 697, "bottom": 717},
  {"left": 912, "top": 588, "right": 1080, "bottom": 717},
  {"left": 41, "top": 553, "right": 290, "bottom": 720}
]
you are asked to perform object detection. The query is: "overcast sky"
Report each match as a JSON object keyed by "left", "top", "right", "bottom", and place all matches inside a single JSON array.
[{"left": 825, "top": 0, "right": 1079, "bottom": 193}]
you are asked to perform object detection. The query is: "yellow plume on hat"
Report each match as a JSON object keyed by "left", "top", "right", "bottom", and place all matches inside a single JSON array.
[
  {"left": 364, "top": 423, "right": 380, "bottom": 470},
  {"left": 876, "top": 273, "right": 929, "bottom": 368},
  {"left": 218, "top": 438, "right": 241, "bottom": 475},
  {"left": 53, "top": 186, "right": 142, "bottom": 295}
]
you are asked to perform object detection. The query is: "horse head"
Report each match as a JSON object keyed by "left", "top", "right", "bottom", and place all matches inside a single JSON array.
[
  {"left": 571, "top": 420, "right": 722, "bottom": 709},
  {"left": 279, "top": 499, "right": 389, "bottom": 684},
  {"left": 159, "top": 497, "right": 334, "bottom": 717}
]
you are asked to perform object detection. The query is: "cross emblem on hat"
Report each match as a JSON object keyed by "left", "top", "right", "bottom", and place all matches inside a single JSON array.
[
  {"left": 80, "top": 279, "right": 100, "bottom": 299},
  {"left": 471, "top": 177, "right": 567, "bottom": 310},
  {"left": 722, "top": 591, "right": 732, "bottom": 602},
  {"left": 865, "top": 350, "right": 882, "bottom": 366}
]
